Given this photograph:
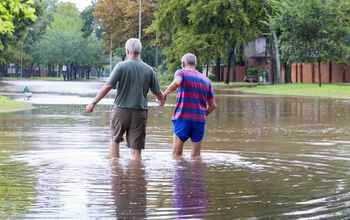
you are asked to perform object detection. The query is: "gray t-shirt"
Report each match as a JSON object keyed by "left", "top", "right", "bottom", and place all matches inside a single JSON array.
[{"left": 107, "top": 58, "right": 161, "bottom": 109}]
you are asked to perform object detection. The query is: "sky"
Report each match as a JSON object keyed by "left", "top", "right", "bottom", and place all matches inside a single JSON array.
[{"left": 60, "top": 0, "right": 92, "bottom": 11}]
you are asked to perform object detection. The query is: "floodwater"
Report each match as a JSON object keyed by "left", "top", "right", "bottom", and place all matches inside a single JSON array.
[{"left": 1, "top": 80, "right": 350, "bottom": 219}]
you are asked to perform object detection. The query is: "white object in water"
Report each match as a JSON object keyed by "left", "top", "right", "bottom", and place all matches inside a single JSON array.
[{"left": 24, "top": 92, "right": 32, "bottom": 100}]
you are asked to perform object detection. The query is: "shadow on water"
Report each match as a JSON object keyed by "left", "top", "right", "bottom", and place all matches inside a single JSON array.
[{"left": 1, "top": 80, "right": 350, "bottom": 219}]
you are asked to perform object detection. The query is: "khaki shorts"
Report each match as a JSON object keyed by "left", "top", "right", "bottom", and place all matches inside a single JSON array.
[{"left": 110, "top": 107, "right": 148, "bottom": 150}]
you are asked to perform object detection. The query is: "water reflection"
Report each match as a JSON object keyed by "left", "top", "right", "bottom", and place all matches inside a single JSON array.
[
  {"left": 110, "top": 159, "right": 147, "bottom": 219},
  {"left": 172, "top": 158, "right": 211, "bottom": 219}
]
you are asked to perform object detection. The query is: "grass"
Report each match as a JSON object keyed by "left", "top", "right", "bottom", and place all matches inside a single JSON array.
[
  {"left": 211, "top": 81, "right": 262, "bottom": 87},
  {"left": 0, "top": 95, "right": 32, "bottom": 112},
  {"left": 225, "top": 83, "right": 350, "bottom": 99}
]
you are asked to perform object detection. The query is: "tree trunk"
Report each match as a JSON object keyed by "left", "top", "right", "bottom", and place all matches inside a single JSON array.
[
  {"left": 232, "top": 46, "right": 236, "bottom": 82},
  {"left": 155, "top": 47, "right": 158, "bottom": 68},
  {"left": 269, "top": 36, "right": 275, "bottom": 85},
  {"left": 215, "top": 55, "right": 220, "bottom": 82},
  {"left": 1, "top": 61, "right": 4, "bottom": 79},
  {"left": 272, "top": 31, "right": 283, "bottom": 84},
  {"left": 263, "top": 35, "right": 268, "bottom": 65},
  {"left": 284, "top": 61, "right": 292, "bottom": 83},
  {"left": 30, "top": 62, "right": 33, "bottom": 78},
  {"left": 38, "top": 64, "right": 41, "bottom": 77},
  {"left": 318, "top": 60, "right": 322, "bottom": 87},
  {"left": 205, "top": 61, "right": 209, "bottom": 77},
  {"left": 74, "top": 63, "right": 77, "bottom": 80},
  {"left": 63, "top": 64, "right": 66, "bottom": 81},
  {"left": 225, "top": 48, "right": 234, "bottom": 84},
  {"left": 48, "top": 63, "right": 51, "bottom": 77}
]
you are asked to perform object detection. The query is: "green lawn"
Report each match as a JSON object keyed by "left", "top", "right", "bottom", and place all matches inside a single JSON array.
[
  {"left": 0, "top": 95, "right": 32, "bottom": 112},
  {"left": 225, "top": 83, "right": 350, "bottom": 99}
]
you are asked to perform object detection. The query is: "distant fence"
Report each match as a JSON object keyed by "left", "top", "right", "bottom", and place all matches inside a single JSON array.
[
  {"left": 32, "top": 70, "right": 59, "bottom": 77},
  {"left": 213, "top": 61, "right": 350, "bottom": 83}
]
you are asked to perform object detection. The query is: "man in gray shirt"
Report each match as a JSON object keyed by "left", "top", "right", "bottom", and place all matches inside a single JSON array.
[{"left": 86, "top": 38, "right": 164, "bottom": 161}]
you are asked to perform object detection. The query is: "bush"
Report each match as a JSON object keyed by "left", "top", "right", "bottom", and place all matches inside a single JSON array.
[
  {"left": 208, "top": 74, "right": 215, "bottom": 81},
  {"left": 247, "top": 67, "right": 263, "bottom": 76},
  {"left": 157, "top": 72, "right": 174, "bottom": 85}
]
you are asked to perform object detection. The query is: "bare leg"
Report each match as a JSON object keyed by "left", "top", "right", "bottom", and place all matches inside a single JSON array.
[
  {"left": 131, "top": 149, "right": 142, "bottom": 161},
  {"left": 109, "top": 139, "right": 120, "bottom": 159},
  {"left": 191, "top": 140, "right": 202, "bottom": 157},
  {"left": 173, "top": 134, "right": 185, "bottom": 156}
]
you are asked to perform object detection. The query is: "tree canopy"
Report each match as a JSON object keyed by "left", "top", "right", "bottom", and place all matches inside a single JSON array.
[
  {"left": 149, "top": 0, "right": 265, "bottom": 75},
  {"left": 0, "top": 0, "right": 37, "bottom": 49},
  {"left": 266, "top": 0, "right": 350, "bottom": 86},
  {"left": 93, "top": 0, "right": 155, "bottom": 52}
]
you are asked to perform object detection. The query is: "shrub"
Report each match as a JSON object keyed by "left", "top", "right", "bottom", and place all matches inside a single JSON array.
[
  {"left": 157, "top": 72, "right": 174, "bottom": 85},
  {"left": 247, "top": 67, "right": 263, "bottom": 76},
  {"left": 208, "top": 74, "right": 215, "bottom": 81}
]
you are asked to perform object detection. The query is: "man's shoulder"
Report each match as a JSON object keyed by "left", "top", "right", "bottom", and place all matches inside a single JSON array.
[
  {"left": 130, "top": 59, "right": 154, "bottom": 71},
  {"left": 178, "top": 69, "right": 211, "bottom": 82}
]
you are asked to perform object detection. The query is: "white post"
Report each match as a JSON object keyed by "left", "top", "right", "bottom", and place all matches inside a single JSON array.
[
  {"left": 110, "top": 39, "right": 112, "bottom": 74},
  {"left": 20, "top": 40, "right": 23, "bottom": 80},
  {"left": 139, "top": 0, "right": 141, "bottom": 41}
]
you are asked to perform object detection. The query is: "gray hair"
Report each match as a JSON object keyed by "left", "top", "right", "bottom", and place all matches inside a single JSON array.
[
  {"left": 181, "top": 53, "right": 197, "bottom": 66},
  {"left": 125, "top": 38, "right": 142, "bottom": 54}
]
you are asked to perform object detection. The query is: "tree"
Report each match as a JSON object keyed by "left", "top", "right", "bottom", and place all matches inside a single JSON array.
[
  {"left": 81, "top": 5, "right": 99, "bottom": 39},
  {"left": 150, "top": 0, "right": 265, "bottom": 81},
  {"left": 0, "top": 0, "right": 36, "bottom": 49},
  {"left": 93, "top": 0, "right": 155, "bottom": 52},
  {"left": 268, "top": 0, "right": 350, "bottom": 86}
]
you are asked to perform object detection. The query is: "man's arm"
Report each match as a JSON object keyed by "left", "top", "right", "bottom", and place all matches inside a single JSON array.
[
  {"left": 206, "top": 98, "right": 216, "bottom": 116},
  {"left": 163, "top": 77, "right": 182, "bottom": 99},
  {"left": 86, "top": 83, "right": 114, "bottom": 113}
]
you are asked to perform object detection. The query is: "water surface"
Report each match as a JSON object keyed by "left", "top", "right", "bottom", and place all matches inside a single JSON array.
[{"left": 1, "top": 80, "right": 350, "bottom": 219}]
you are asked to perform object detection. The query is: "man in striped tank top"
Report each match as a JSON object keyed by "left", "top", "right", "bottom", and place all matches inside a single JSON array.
[{"left": 162, "top": 53, "right": 216, "bottom": 157}]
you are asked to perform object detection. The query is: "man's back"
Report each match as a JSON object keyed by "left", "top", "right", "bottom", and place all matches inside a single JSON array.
[
  {"left": 107, "top": 59, "right": 161, "bottom": 109},
  {"left": 172, "top": 69, "right": 214, "bottom": 123}
]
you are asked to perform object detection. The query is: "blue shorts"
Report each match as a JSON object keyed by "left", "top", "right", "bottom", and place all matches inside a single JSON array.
[{"left": 173, "top": 120, "right": 206, "bottom": 143}]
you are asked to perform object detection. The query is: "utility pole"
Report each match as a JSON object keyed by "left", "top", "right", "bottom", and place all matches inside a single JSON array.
[
  {"left": 110, "top": 39, "right": 112, "bottom": 75},
  {"left": 20, "top": 40, "right": 23, "bottom": 80},
  {"left": 139, "top": 0, "right": 141, "bottom": 41}
]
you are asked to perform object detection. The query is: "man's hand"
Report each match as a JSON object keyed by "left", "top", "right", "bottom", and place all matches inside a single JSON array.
[
  {"left": 155, "top": 91, "right": 165, "bottom": 107},
  {"left": 157, "top": 96, "right": 165, "bottom": 107},
  {"left": 86, "top": 104, "right": 95, "bottom": 113}
]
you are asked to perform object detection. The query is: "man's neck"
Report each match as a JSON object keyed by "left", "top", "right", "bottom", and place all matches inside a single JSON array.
[
  {"left": 128, "top": 54, "right": 140, "bottom": 59},
  {"left": 183, "top": 66, "right": 196, "bottom": 70}
]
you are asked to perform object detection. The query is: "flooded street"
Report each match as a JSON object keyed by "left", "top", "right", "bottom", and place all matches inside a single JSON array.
[{"left": 1, "top": 80, "right": 350, "bottom": 219}]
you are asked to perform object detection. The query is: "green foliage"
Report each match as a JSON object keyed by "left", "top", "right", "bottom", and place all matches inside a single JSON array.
[
  {"left": 0, "top": 0, "right": 37, "bottom": 49},
  {"left": 149, "top": 0, "right": 266, "bottom": 74},
  {"left": 157, "top": 72, "right": 174, "bottom": 86},
  {"left": 227, "top": 83, "right": 350, "bottom": 99},
  {"left": 266, "top": 0, "right": 350, "bottom": 64},
  {"left": 208, "top": 74, "right": 215, "bottom": 81},
  {"left": 94, "top": 0, "right": 155, "bottom": 52},
  {"left": 247, "top": 67, "right": 263, "bottom": 76},
  {"left": 81, "top": 5, "right": 96, "bottom": 39}
]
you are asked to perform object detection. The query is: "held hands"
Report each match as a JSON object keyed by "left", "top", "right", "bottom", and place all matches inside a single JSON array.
[{"left": 157, "top": 95, "right": 166, "bottom": 107}]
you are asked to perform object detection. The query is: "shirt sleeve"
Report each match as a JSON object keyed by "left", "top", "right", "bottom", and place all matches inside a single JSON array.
[
  {"left": 150, "top": 70, "right": 161, "bottom": 94},
  {"left": 207, "top": 83, "right": 215, "bottom": 99},
  {"left": 174, "top": 70, "right": 184, "bottom": 81},
  {"left": 106, "top": 64, "right": 120, "bottom": 89}
]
